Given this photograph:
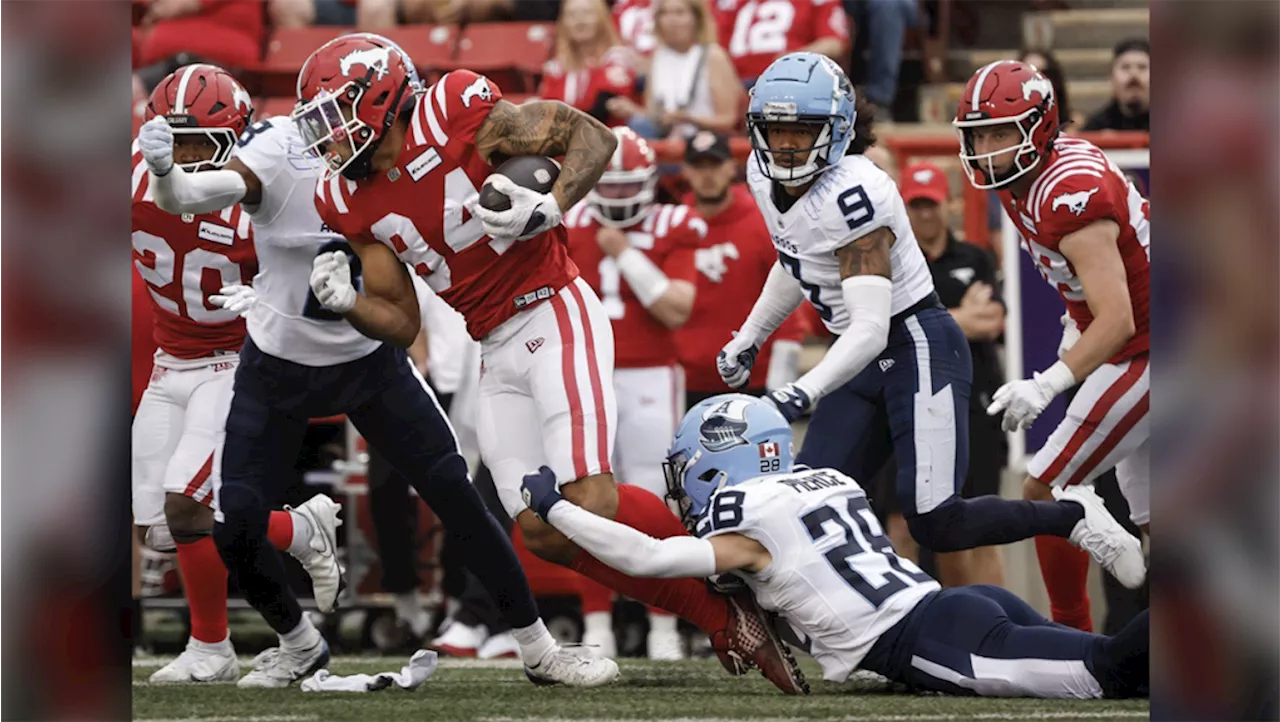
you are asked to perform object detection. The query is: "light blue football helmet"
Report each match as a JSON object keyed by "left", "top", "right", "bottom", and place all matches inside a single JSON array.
[
  {"left": 746, "top": 52, "right": 857, "bottom": 187},
  {"left": 663, "top": 394, "right": 794, "bottom": 532}
]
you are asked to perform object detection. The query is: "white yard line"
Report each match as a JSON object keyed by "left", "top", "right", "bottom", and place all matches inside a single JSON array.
[
  {"left": 133, "top": 656, "right": 527, "bottom": 670},
  {"left": 481, "top": 715, "right": 1149, "bottom": 722}
]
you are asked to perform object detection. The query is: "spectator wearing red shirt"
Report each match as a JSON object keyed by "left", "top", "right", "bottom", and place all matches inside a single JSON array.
[
  {"left": 135, "top": 0, "right": 263, "bottom": 88},
  {"left": 712, "top": 0, "right": 849, "bottom": 86},
  {"left": 676, "top": 131, "right": 811, "bottom": 406},
  {"left": 538, "top": 0, "right": 641, "bottom": 127},
  {"left": 612, "top": 0, "right": 656, "bottom": 62}
]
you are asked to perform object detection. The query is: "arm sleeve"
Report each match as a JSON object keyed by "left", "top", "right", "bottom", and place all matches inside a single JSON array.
[
  {"left": 738, "top": 261, "right": 806, "bottom": 345},
  {"left": 149, "top": 167, "right": 247, "bottom": 215},
  {"left": 792, "top": 275, "right": 893, "bottom": 400},
  {"left": 546, "top": 502, "right": 718, "bottom": 578}
]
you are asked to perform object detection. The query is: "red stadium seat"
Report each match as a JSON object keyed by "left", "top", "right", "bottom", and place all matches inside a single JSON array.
[
  {"left": 261, "top": 26, "right": 355, "bottom": 96},
  {"left": 451, "top": 22, "right": 554, "bottom": 92},
  {"left": 378, "top": 25, "right": 459, "bottom": 80}
]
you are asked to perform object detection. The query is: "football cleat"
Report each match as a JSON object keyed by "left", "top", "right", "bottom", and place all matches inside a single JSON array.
[
  {"left": 148, "top": 639, "right": 239, "bottom": 684},
  {"left": 287, "top": 494, "right": 345, "bottom": 613},
  {"left": 477, "top": 631, "right": 521, "bottom": 660},
  {"left": 1058, "top": 485, "right": 1147, "bottom": 589},
  {"left": 524, "top": 645, "right": 619, "bottom": 688},
  {"left": 581, "top": 625, "right": 618, "bottom": 660},
  {"left": 711, "top": 587, "right": 810, "bottom": 695},
  {"left": 236, "top": 637, "right": 329, "bottom": 689}
]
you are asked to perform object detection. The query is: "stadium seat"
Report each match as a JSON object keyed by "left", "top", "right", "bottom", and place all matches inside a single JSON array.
[
  {"left": 378, "top": 25, "right": 460, "bottom": 82},
  {"left": 261, "top": 26, "right": 355, "bottom": 96},
  {"left": 451, "top": 22, "right": 554, "bottom": 92}
]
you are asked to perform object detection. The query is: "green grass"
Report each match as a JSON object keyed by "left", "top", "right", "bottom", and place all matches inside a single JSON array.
[{"left": 132, "top": 657, "right": 1150, "bottom": 721}]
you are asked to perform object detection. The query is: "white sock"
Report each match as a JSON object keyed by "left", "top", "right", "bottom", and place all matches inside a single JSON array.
[
  {"left": 511, "top": 619, "right": 557, "bottom": 667},
  {"left": 286, "top": 511, "right": 313, "bottom": 557},
  {"left": 648, "top": 613, "right": 678, "bottom": 634},
  {"left": 189, "top": 634, "right": 232, "bottom": 654},
  {"left": 583, "top": 611, "right": 613, "bottom": 637},
  {"left": 280, "top": 615, "right": 319, "bottom": 651}
]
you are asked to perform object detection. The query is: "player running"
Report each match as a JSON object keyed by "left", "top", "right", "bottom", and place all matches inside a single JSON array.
[
  {"left": 298, "top": 33, "right": 804, "bottom": 692},
  {"left": 564, "top": 126, "right": 705, "bottom": 659},
  {"left": 135, "top": 41, "right": 617, "bottom": 689},
  {"left": 954, "top": 60, "right": 1150, "bottom": 630},
  {"left": 714, "top": 52, "right": 1144, "bottom": 587},
  {"left": 132, "top": 64, "right": 342, "bottom": 684},
  {"left": 521, "top": 394, "right": 1150, "bottom": 699}
]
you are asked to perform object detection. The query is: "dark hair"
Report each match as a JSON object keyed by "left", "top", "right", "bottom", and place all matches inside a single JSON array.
[
  {"left": 847, "top": 94, "right": 877, "bottom": 155},
  {"left": 1113, "top": 37, "right": 1150, "bottom": 60},
  {"left": 1018, "top": 47, "right": 1073, "bottom": 130}
]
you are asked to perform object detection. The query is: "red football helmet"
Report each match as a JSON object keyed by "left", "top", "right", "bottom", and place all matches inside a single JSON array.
[
  {"left": 952, "top": 60, "right": 1060, "bottom": 189},
  {"left": 293, "top": 33, "right": 417, "bottom": 180},
  {"left": 146, "top": 64, "right": 253, "bottom": 170},
  {"left": 588, "top": 127, "right": 658, "bottom": 227}
]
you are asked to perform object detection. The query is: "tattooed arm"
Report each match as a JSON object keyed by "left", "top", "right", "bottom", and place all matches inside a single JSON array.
[
  {"left": 473, "top": 99, "right": 618, "bottom": 213},
  {"left": 788, "top": 227, "right": 897, "bottom": 402}
]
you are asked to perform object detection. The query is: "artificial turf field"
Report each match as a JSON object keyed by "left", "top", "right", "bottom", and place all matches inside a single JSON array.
[{"left": 132, "top": 656, "right": 1150, "bottom": 721}]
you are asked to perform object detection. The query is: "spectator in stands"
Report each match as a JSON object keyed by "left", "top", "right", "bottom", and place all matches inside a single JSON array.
[
  {"left": 269, "top": 0, "right": 363, "bottom": 27},
  {"left": 902, "top": 160, "right": 1007, "bottom": 587},
  {"left": 606, "top": 0, "right": 740, "bottom": 140},
  {"left": 846, "top": 0, "right": 917, "bottom": 121},
  {"left": 1019, "top": 47, "right": 1084, "bottom": 131},
  {"left": 1083, "top": 37, "right": 1149, "bottom": 132},
  {"left": 613, "top": 0, "right": 656, "bottom": 64},
  {"left": 538, "top": 0, "right": 641, "bottom": 127},
  {"left": 714, "top": 0, "right": 849, "bottom": 87},
  {"left": 677, "top": 131, "right": 807, "bottom": 407},
  {"left": 134, "top": 0, "right": 263, "bottom": 90}
]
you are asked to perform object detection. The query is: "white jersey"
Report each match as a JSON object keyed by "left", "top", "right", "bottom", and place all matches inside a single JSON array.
[
  {"left": 410, "top": 275, "right": 478, "bottom": 395},
  {"left": 697, "top": 467, "right": 939, "bottom": 682},
  {"left": 746, "top": 153, "right": 935, "bottom": 334},
  {"left": 231, "top": 115, "right": 380, "bottom": 366}
]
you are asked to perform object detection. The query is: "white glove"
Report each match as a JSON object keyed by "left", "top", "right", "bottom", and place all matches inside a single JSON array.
[
  {"left": 471, "top": 175, "right": 563, "bottom": 242},
  {"left": 1058, "top": 312, "right": 1081, "bottom": 360},
  {"left": 987, "top": 361, "right": 1076, "bottom": 432},
  {"left": 694, "top": 242, "right": 740, "bottom": 283},
  {"left": 309, "top": 251, "right": 357, "bottom": 314},
  {"left": 138, "top": 116, "right": 175, "bottom": 176},
  {"left": 716, "top": 331, "right": 760, "bottom": 390},
  {"left": 209, "top": 284, "right": 257, "bottom": 318}
]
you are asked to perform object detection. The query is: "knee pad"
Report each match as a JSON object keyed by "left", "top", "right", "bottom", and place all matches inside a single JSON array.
[
  {"left": 144, "top": 524, "right": 177, "bottom": 553},
  {"left": 907, "top": 503, "right": 965, "bottom": 553}
]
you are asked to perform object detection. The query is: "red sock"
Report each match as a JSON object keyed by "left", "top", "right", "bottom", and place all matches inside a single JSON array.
[
  {"left": 569, "top": 484, "right": 729, "bottom": 634},
  {"left": 174, "top": 536, "right": 229, "bottom": 644},
  {"left": 267, "top": 510, "right": 293, "bottom": 551},
  {"left": 1035, "top": 535, "right": 1093, "bottom": 631},
  {"left": 579, "top": 577, "right": 615, "bottom": 615}
]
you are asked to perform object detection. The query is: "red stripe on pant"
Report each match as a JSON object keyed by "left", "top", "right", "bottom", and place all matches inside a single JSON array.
[
  {"left": 1039, "top": 354, "right": 1149, "bottom": 485},
  {"left": 551, "top": 293, "right": 588, "bottom": 479},
  {"left": 182, "top": 453, "right": 215, "bottom": 498},
  {"left": 1065, "top": 391, "right": 1149, "bottom": 487},
  {"left": 566, "top": 281, "right": 611, "bottom": 475}
]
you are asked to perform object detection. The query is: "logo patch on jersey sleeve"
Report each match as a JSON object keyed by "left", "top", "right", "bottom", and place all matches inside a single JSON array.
[
  {"left": 1051, "top": 187, "right": 1099, "bottom": 216},
  {"left": 460, "top": 76, "right": 494, "bottom": 108},
  {"left": 198, "top": 221, "right": 235, "bottom": 246}
]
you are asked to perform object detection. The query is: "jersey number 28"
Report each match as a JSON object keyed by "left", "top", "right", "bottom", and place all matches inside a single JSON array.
[{"left": 801, "top": 495, "right": 931, "bottom": 608}]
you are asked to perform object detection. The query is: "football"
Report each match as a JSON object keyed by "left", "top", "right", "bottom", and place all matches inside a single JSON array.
[{"left": 477, "top": 155, "right": 560, "bottom": 214}]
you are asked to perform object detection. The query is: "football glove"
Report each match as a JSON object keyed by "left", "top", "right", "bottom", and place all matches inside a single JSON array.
[
  {"left": 716, "top": 332, "right": 760, "bottom": 390},
  {"left": 987, "top": 362, "right": 1075, "bottom": 432},
  {"left": 209, "top": 284, "right": 257, "bottom": 318},
  {"left": 471, "top": 175, "right": 563, "bottom": 242},
  {"left": 309, "top": 251, "right": 357, "bottom": 314},
  {"left": 764, "top": 383, "right": 811, "bottom": 423},
  {"left": 138, "top": 116, "right": 175, "bottom": 176},
  {"left": 520, "top": 465, "right": 563, "bottom": 523}
]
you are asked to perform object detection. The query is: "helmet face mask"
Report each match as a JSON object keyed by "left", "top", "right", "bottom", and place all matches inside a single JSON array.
[
  {"left": 146, "top": 64, "right": 253, "bottom": 172},
  {"left": 952, "top": 60, "right": 1060, "bottom": 190},
  {"left": 747, "top": 52, "right": 857, "bottom": 188},
  {"left": 747, "top": 116, "right": 843, "bottom": 187},
  {"left": 293, "top": 85, "right": 376, "bottom": 179},
  {"left": 588, "top": 127, "right": 658, "bottom": 227},
  {"left": 169, "top": 127, "right": 236, "bottom": 171}
]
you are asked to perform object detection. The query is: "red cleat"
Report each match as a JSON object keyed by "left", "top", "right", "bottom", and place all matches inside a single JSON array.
[{"left": 710, "top": 588, "right": 809, "bottom": 695}]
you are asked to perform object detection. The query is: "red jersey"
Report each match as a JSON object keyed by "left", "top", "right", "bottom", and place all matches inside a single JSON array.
[
  {"left": 713, "top": 0, "right": 850, "bottom": 80},
  {"left": 131, "top": 145, "right": 256, "bottom": 360},
  {"left": 564, "top": 203, "right": 702, "bottom": 368},
  {"left": 998, "top": 137, "right": 1151, "bottom": 363},
  {"left": 538, "top": 46, "right": 639, "bottom": 126},
  {"left": 676, "top": 185, "right": 811, "bottom": 391},
  {"left": 316, "top": 71, "right": 579, "bottom": 341},
  {"left": 613, "top": 0, "right": 655, "bottom": 56}
]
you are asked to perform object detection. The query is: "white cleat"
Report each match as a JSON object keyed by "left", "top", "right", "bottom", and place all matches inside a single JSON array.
[
  {"left": 581, "top": 626, "right": 617, "bottom": 660},
  {"left": 647, "top": 627, "right": 685, "bottom": 661},
  {"left": 148, "top": 639, "right": 239, "bottom": 684},
  {"left": 1057, "top": 485, "right": 1147, "bottom": 589},
  {"left": 288, "top": 494, "right": 345, "bottom": 613},
  {"left": 236, "top": 637, "right": 329, "bottom": 688},
  {"left": 477, "top": 631, "right": 521, "bottom": 659},
  {"left": 429, "top": 622, "right": 487, "bottom": 657},
  {"left": 524, "top": 645, "right": 619, "bottom": 688}
]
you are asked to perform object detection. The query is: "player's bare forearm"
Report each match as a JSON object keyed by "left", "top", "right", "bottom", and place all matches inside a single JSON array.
[
  {"left": 474, "top": 99, "right": 618, "bottom": 212},
  {"left": 1059, "top": 219, "right": 1133, "bottom": 378},
  {"left": 407, "top": 327, "right": 429, "bottom": 375},
  {"left": 835, "top": 227, "right": 894, "bottom": 280},
  {"left": 648, "top": 280, "right": 695, "bottom": 329},
  {"left": 345, "top": 241, "right": 422, "bottom": 347}
]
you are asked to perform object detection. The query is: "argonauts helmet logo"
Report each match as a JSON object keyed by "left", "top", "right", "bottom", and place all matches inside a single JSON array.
[{"left": 698, "top": 399, "right": 752, "bottom": 453}]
